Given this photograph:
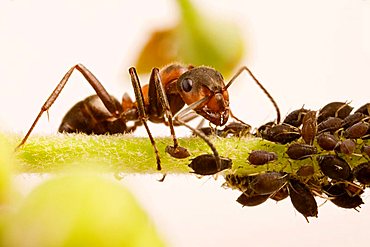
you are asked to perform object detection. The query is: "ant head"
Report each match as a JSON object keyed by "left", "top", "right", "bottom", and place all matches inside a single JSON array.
[{"left": 177, "top": 66, "right": 229, "bottom": 126}]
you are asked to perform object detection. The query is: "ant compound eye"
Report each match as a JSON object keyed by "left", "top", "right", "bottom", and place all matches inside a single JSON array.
[{"left": 181, "top": 78, "right": 193, "bottom": 92}]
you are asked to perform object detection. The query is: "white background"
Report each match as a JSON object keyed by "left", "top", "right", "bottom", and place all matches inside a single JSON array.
[{"left": 2, "top": 0, "right": 370, "bottom": 246}]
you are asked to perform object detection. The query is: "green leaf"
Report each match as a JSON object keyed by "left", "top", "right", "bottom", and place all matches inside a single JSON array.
[{"left": 1, "top": 172, "right": 165, "bottom": 247}]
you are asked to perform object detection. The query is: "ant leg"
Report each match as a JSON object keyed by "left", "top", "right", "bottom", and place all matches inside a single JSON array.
[
  {"left": 149, "top": 68, "right": 190, "bottom": 159},
  {"left": 175, "top": 116, "right": 222, "bottom": 170},
  {"left": 229, "top": 111, "right": 249, "bottom": 126},
  {"left": 17, "top": 64, "right": 122, "bottom": 149},
  {"left": 226, "top": 66, "right": 281, "bottom": 124},
  {"left": 128, "top": 67, "right": 162, "bottom": 171}
]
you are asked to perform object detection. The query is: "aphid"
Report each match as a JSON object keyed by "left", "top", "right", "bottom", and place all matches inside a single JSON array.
[
  {"left": 342, "top": 181, "right": 364, "bottom": 197},
  {"left": 323, "top": 183, "right": 363, "bottom": 210},
  {"left": 362, "top": 145, "right": 370, "bottom": 157},
  {"left": 341, "top": 112, "right": 367, "bottom": 129},
  {"left": 222, "top": 121, "right": 251, "bottom": 137},
  {"left": 288, "top": 179, "right": 318, "bottom": 222},
  {"left": 317, "top": 155, "right": 351, "bottom": 180},
  {"left": 355, "top": 103, "right": 370, "bottom": 116},
  {"left": 317, "top": 117, "right": 343, "bottom": 134},
  {"left": 270, "top": 185, "right": 289, "bottom": 202},
  {"left": 283, "top": 107, "right": 308, "bottom": 127},
  {"left": 249, "top": 172, "right": 289, "bottom": 195},
  {"left": 296, "top": 165, "right": 315, "bottom": 177},
  {"left": 337, "top": 139, "right": 356, "bottom": 155},
  {"left": 247, "top": 150, "right": 278, "bottom": 166},
  {"left": 223, "top": 174, "right": 249, "bottom": 191},
  {"left": 301, "top": 110, "right": 317, "bottom": 145},
  {"left": 199, "top": 122, "right": 251, "bottom": 137},
  {"left": 353, "top": 162, "right": 370, "bottom": 185},
  {"left": 257, "top": 121, "right": 275, "bottom": 135},
  {"left": 197, "top": 126, "right": 217, "bottom": 136},
  {"left": 188, "top": 154, "right": 232, "bottom": 175},
  {"left": 317, "top": 102, "right": 353, "bottom": 123},
  {"left": 344, "top": 121, "right": 369, "bottom": 139},
  {"left": 331, "top": 193, "right": 363, "bottom": 210},
  {"left": 17, "top": 63, "right": 281, "bottom": 171},
  {"left": 316, "top": 132, "right": 339, "bottom": 151},
  {"left": 236, "top": 192, "right": 270, "bottom": 207},
  {"left": 260, "top": 124, "right": 301, "bottom": 144},
  {"left": 286, "top": 143, "right": 317, "bottom": 160}
]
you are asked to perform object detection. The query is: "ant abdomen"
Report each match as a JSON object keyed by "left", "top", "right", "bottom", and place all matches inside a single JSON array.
[{"left": 58, "top": 95, "right": 128, "bottom": 135}]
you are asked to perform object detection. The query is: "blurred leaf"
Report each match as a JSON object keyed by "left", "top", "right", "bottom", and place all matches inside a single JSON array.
[
  {"left": 135, "top": 0, "right": 245, "bottom": 76},
  {"left": 0, "top": 134, "right": 14, "bottom": 205},
  {"left": 135, "top": 28, "right": 179, "bottom": 73},
  {"left": 2, "top": 172, "right": 165, "bottom": 247}
]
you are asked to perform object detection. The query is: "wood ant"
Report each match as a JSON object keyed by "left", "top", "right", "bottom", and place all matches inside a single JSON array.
[{"left": 17, "top": 63, "right": 280, "bottom": 171}]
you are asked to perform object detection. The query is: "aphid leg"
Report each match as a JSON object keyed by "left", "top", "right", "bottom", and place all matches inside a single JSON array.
[
  {"left": 129, "top": 67, "right": 162, "bottom": 171},
  {"left": 150, "top": 68, "right": 190, "bottom": 159},
  {"left": 226, "top": 66, "right": 281, "bottom": 123},
  {"left": 17, "top": 64, "right": 122, "bottom": 149}
]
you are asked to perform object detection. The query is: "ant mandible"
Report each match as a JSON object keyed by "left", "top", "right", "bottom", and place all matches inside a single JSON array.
[{"left": 17, "top": 63, "right": 281, "bottom": 171}]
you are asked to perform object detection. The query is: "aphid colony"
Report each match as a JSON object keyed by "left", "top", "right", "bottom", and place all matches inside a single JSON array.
[
  {"left": 17, "top": 62, "right": 369, "bottom": 221},
  {"left": 191, "top": 102, "right": 370, "bottom": 222}
]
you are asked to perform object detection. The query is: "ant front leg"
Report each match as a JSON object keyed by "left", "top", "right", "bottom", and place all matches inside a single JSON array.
[
  {"left": 128, "top": 67, "right": 190, "bottom": 171},
  {"left": 149, "top": 68, "right": 190, "bottom": 159},
  {"left": 17, "top": 64, "right": 122, "bottom": 149}
]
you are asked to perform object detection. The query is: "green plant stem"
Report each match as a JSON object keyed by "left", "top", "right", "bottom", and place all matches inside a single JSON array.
[
  {"left": 12, "top": 134, "right": 369, "bottom": 175},
  {"left": 13, "top": 134, "right": 273, "bottom": 173}
]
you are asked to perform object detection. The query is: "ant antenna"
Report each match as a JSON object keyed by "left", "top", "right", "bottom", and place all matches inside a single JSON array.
[{"left": 226, "top": 66, "right": 281, "bottom": 123}]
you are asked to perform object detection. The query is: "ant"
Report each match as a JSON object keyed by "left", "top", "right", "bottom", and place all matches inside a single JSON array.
[{"left": 17, "top": 63, "right": 280, "bottom": 171}]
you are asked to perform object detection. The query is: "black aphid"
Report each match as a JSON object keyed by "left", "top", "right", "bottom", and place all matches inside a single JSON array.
[
  {"left": 362, "top": 145, "right": 370, "bottom": 157},
  {"left": 188, "top": 154, "right": 232, "bottom": 175},
  {"left": 289, "top": 179, "right": 318, "bottom": 222},
  {"left": 317, "top": 102, "right": 353, "bottom": 123},
  {"left": 323, "top": 183, "right": 363, "bottom": 209},
  {"left": 236, "top": 192, "right": 270, "bottom": 207},
  {"left": 317, "top": 132, "right": 339, "bottom": 151},
  {"left": 296, "top": 165, "right": 315, "bottom": 177},
  {"left": 342, "top": 112, "right": 367, "bottom": 129},
  {"left": 317, "top": 117, "right": 343, "bottom": 134},
  {"left": 260, "top": 124, "right": 301, "bottom": 144},
  {"left": 283, "top": 108, "right": 308, "bottom": 127},
  {"left": 301, "top": 110, "right": 317, "bottom": 145},
  {"left": 355, "top": 103, "right": 370, "bottom": 116},
  {"left": 222, "top": 122, "right": 251, "bottom": 137},
  {"left": 248, "top": 150, "right": 278, "bottom": 166},
  {"left": 344, "top": 122, "right": 369, "bottom": 139},
  {"left": 353, "top": 162, "right": 370, "bottom": 185},
  {"left": 286, "top": 143, "right": 317, "bottom": 160},
  {"left": 337, "top": 139, "right": 356, "bottom": 155},
  {"left": 317, "top": 155, "right": 351, "bottom": 180},
  {"left": 249, "top": 172, "right": 289, "bottom": 195},
  {"left": 270, "top": 185, "right": 289, "bottom": 202}
]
